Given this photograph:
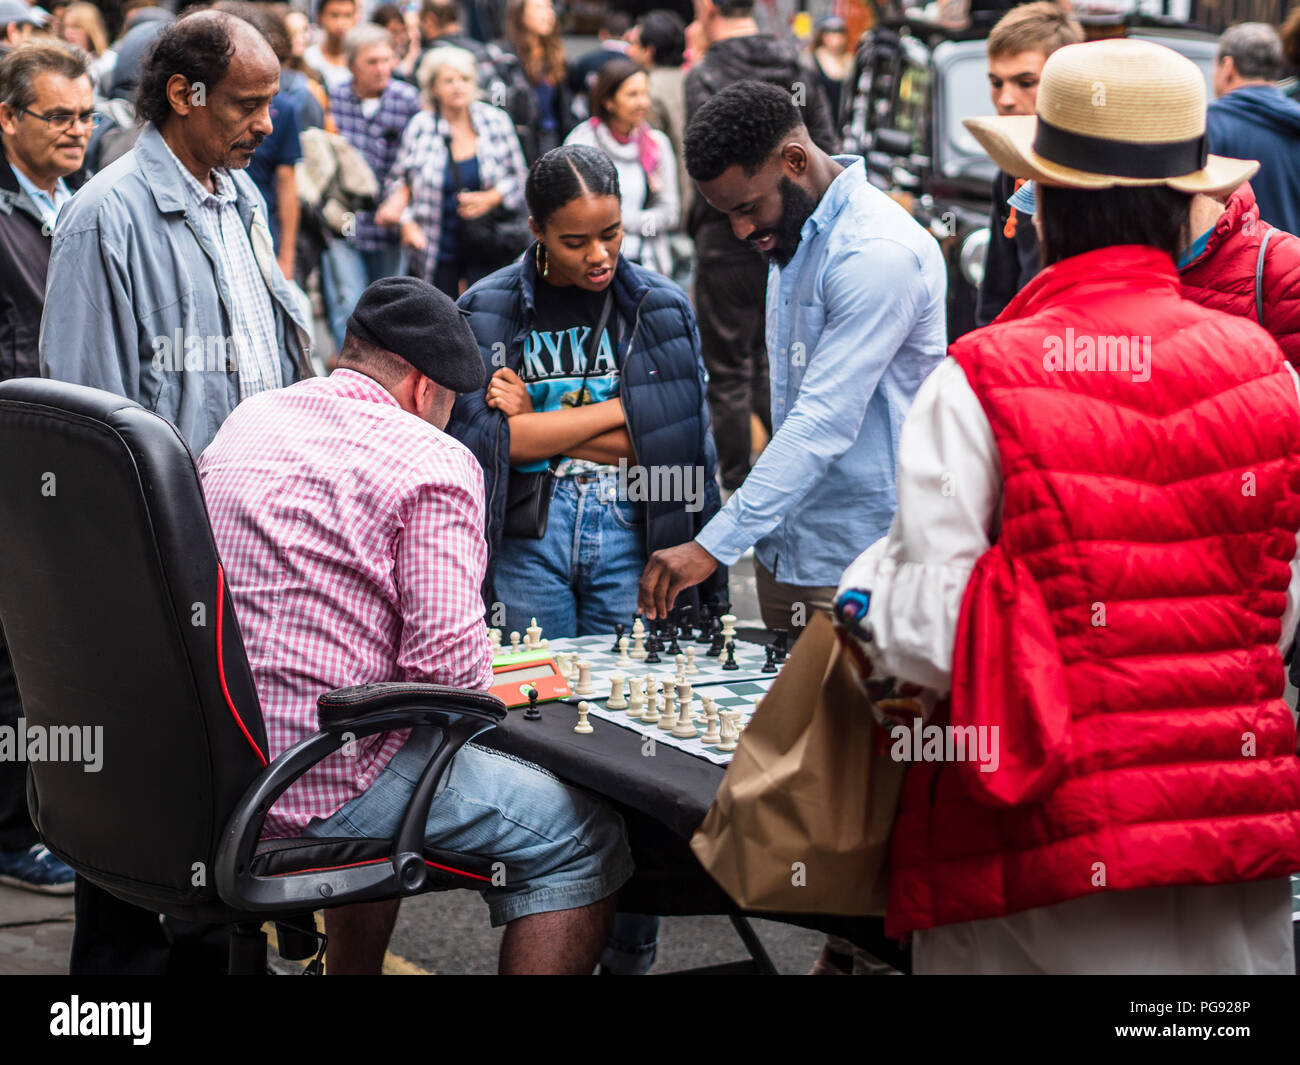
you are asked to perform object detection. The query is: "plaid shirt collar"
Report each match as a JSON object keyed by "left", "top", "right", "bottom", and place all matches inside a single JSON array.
[
  {"left": 160, "top": 137, "right": 237, "bottom": 208},
  {"left": 329, "top": 367, "right": 402, "bottom": 408}
]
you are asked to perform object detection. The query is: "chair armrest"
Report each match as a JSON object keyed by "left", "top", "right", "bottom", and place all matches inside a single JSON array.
[
  {"left": 318, "top": 682, "right": 506, "bottom": 734},
  {"left": 216, "top": 683, "right": 505, "bottom": 912}
]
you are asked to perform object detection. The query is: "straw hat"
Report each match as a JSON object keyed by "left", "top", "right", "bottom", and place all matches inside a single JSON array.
[{"left": 963, "top": 38, "right": 1258, "bottom": 195}]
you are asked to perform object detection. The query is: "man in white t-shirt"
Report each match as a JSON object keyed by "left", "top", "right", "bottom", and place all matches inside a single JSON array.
[{"left": 304, "top": 0, "right": 358, "bottom": 92}]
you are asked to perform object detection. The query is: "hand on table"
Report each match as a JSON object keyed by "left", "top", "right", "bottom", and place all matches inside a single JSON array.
[{"left": 638, "top": 542, "right": 719, "bottom": 621}]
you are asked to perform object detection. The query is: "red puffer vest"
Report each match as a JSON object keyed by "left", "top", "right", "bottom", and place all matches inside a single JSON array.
[
  {"left": 1180, "top": 182, "right": 1300, "bottom": 368},
  {"left": 886, "top": 245, "right": 1300, "bottom": 939}
]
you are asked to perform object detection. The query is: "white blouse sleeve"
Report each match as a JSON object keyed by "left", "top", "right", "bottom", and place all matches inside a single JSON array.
[{"left": 836, "top": 357, "right": 1001, "bottom": 694}]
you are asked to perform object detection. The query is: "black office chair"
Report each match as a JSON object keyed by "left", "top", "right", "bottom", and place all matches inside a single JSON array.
[{"left": 0, "top": 379, "right": 506, "bottom": 974}]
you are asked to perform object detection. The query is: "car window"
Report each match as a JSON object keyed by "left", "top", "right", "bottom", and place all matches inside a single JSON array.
[
  {"left": 896, "top": 59, "right": 932, "bottom": 155},
  {"left": 944, "top": 51, "right": 995, "bottom": 159}
]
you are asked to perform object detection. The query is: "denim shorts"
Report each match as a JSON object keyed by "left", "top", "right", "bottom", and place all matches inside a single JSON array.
[{"left": 302, "top": 726, "right": 635, "bottom": 926}]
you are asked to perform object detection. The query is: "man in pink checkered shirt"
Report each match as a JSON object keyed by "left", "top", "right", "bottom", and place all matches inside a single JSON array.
[{"left": 198, "top": 278, "right": 632, "bottom": 974}]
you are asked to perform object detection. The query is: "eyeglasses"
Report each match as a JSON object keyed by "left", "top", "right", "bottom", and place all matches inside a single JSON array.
[{"left": 17, "top": 107, "right": 103, "bottom": 133}]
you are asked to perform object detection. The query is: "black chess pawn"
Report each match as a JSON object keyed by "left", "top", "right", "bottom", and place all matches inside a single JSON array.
[
  {"left": 762, "top": 645, "right": 778, "bottom": 673},
  {"left": 523, "top": 686, "right": 541, "bottom": 721},
  {"left": 610, "top": 622, "right": 625, "bottom": 655},
  {"left": 707, "top": 624, "right": 725, "bottom": 657},
  {"left": 645, "top": 629, "right": 662, "bottom": 663},
  {"left": 722, "top": 640, "right": 739, "bottom": 671},
  {"left": 696, "top": 604, "right": 714, "bottom": 644},
  {"left": 773, "top": 629, "right": 790, "bottom": 662},
  {"left": 667, "top": 630, "right": 682, "bottom": 656}
]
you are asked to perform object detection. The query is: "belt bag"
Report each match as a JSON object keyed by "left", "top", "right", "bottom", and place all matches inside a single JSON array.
[
  {"left": 502, "top": 291, "right": 614, "bottom": 539},
  {"left": 503, "top": 463, "right": 558, "bottom": 540}
]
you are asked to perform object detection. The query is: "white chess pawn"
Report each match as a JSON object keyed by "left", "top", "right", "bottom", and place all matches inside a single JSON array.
[
  {"left": 674, "top": 653, "right": 685, "bottom": 677},
  {"left": 574, "top": 701, "right": 594, "bottom": 735},
  {"left": 685, "top": 646, "right": 697, "bottom": 674},
  {"left": 509, "top": 630, "right": 522, "bottom": 653},
  {"left": 702, "top": 701, "right": 722, "bottom": 745},
  {"left": 720, "top": 613, "right": 737, "bottom": 642},
  {"left": 574, "top": 660, "right": 595, "bottom": 696},
  {"left": 526, "top": 617, "right": 542, "bottom": 650},
  {"left": 607, "top": 672, "right": 627, "bottom": 710},
  {"left": 488, "top": 628, "right": 502, "bottom": 650},
  {"left": 631, "top": 628, "right": 646, "bottom": 660},
  {"left": 640, "top": 681, "right": 661, "bottom": 723},
  {"left": 616, "top": 636, "right": 633, "bottom": 669},
  {"left": 657, "top": 686, "right": 677, "bottom": 730}
]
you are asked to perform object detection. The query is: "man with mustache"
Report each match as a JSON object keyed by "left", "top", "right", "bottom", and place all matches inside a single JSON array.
[
  {"left": 40, "top": 7, "right": 314, "bottom": 456},
  {"left": 642, "top": 79, "right": 946, "bottom": 643},
  {"left": 38, "top": 9, "right": 314, "bottom": 973}
]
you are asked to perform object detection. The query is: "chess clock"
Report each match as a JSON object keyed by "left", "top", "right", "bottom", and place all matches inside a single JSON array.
[{"left": 490, "top": 648, "right": 572, "bottom": 708}]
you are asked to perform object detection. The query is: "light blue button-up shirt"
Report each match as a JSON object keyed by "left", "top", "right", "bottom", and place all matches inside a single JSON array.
[
  {"left": 695, "top": 156, "right": 948, "bottom": 586},
  {"left": 10, "top": 163, "right": 72, "bottom": 233}
]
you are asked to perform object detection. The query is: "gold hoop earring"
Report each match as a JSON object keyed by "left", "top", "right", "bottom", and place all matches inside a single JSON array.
[{"left": 536, "top": 242, "right": 549, "bottom": 279}]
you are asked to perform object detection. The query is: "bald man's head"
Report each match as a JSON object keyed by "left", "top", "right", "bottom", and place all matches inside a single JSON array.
[{"left": 136, "top": 8, "right": 279, "bottom": 172}]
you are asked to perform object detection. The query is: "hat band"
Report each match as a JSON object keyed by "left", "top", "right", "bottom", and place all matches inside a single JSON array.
[{"left": 1033, "top": 116, "right": 1208, "bottom": 179}]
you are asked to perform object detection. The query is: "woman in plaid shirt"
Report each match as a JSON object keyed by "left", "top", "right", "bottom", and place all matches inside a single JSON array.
[{"left": 375, "top": 47, "right": 528, "bottom": 298}]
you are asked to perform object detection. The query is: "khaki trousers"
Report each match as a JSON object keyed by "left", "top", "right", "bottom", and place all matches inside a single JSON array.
[{"left": 754, "top": 560, "right": 838, "bottom": 633}]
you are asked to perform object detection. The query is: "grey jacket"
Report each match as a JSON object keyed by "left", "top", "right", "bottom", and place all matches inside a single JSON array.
[{"left": 40, "top": 124, "right": 314, "bottom": 454}]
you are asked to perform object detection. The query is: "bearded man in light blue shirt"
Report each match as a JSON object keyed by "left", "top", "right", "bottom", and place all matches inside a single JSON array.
[{"left": 638, "top": 79, "right": 947, "bottom": 629}]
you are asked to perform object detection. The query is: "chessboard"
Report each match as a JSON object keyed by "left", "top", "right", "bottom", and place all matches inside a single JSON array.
[
  {"left": 575, "top": 674, "right": 777, "bottom": 766},
  {"left": 543, "top": 634, "right": 779, "bottom": 690}
]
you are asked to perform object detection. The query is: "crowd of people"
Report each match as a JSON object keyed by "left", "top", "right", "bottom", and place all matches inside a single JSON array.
[{"left": 2, "top": 0, "right": 1300, "bottom": 976}]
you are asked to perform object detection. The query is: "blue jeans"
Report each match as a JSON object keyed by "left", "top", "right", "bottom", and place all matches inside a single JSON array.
[
  {"left": 303, "top": 727, "right": 633, "bottom": 927},
  {"left": 493, "top": 471, "right": 647, "bottom": 641},
  {"left": 493, "top": 469, "right": 658, "bottom": 972},
  {"left": 320, "top": 239, "right": 407, "bottom": 351}
]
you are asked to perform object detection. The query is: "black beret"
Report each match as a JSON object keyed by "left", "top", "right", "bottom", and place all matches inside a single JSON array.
[{"left": 345, "top": 277, "right": 486, "bottom": 394}]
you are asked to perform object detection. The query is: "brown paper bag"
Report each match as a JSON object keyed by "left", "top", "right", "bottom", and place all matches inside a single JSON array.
[{"left": 689, "top": 612, "right": 906, "bottom": 916}]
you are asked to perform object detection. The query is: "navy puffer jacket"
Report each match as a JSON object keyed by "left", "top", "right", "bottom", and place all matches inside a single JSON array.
[{"left": 450, "top": 244, "right": 728, "bottom": 613}]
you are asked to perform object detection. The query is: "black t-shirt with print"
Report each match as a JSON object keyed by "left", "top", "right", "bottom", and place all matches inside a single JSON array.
[{"left": 515, "top": 277, "right": 620, "bottom": 473}]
